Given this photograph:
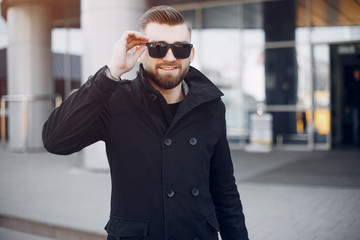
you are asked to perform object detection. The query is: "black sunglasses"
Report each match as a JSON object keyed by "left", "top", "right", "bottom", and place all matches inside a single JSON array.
[{"left": 144, "top": 42, "right": 193, "bottom": 59}]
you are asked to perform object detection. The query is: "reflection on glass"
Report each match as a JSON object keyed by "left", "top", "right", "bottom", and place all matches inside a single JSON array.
[{"left": 181, "top": 1, "right": 358, "bottom": 149}]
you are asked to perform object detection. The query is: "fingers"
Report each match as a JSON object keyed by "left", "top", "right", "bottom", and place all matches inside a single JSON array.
[
  {"left": 126, "top": 31, "right": 148, "bottom": 42},
  {"left": 123, "top": 31, "right": 149, "bottom": 51},
  {"left": 123, "top": 45, "right": 147, "bottom": 71},
  {"left": 107, "top": 31, "right": 148, "bottom": 78}
]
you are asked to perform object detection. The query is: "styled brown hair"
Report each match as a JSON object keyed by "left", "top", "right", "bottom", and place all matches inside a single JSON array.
[{"left": 139, "top": 5, "right": 191, "bottom": 33}]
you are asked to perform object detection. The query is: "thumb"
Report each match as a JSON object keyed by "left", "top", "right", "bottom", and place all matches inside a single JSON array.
[
  {"left": 132, "top": 45, "right": 147, "bottom": 59},
  {"left": 125, "top": 46, "right": 147, "bottom": 71}
]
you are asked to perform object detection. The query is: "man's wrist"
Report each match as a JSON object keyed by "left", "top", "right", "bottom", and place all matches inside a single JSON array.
[{"left": 105, "top": 65, "right": 121, "bottom": 81}]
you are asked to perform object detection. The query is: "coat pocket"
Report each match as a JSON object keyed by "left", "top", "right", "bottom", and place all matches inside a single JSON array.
[
  {"left": 207, "top": 215, "right": 220, "bottom": 233},
  {"left": 104, "top": 216, "right": 149, "bottom": 239}
]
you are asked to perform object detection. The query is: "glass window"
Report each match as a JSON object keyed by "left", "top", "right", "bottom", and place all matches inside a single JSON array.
[
  {"left": 194, "top": 29, "right": 241, "bottom": 87},
  {"left": 184, "top": 0, "right": 360, "bottom": 149},
  {"left": 180, "top": 10, "right": 197, "bottom": 29},
  {"left": 241, "top": 29, "right": 265, "bottom": 102},
  {"left": 313, "top": 44, "right": 330, "bottom": 144},
  {"left": 311, "top": 26, "right": 360, "bottom": 44},
  {"left": 243, "top": 2, "right": 263, "bottom": 29},
  {"left": 202, "top": 5, "right": 239, "bottom": 29}
]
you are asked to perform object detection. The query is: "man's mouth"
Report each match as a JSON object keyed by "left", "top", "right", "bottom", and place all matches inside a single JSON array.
[
  {"left": 159, "top": 66, "right": 177, "bottom": 71},
  {"left": 157, "top": 64, "right": 180, "bottom": 72}
]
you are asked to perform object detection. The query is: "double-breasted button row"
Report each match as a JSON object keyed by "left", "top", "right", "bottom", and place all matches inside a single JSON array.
[
  {"left": 165, "top": 187, "right": 200, "bottom": 198},
  {"left": 163, "top": 138, "right": 198, "bottom": 146}
]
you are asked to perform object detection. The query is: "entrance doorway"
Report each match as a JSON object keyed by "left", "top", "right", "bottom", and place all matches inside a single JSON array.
[{"left": 331, "top": 42, "right": 360, "bottom": 148}]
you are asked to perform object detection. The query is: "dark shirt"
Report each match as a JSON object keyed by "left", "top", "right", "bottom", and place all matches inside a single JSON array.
[{"left": 168, "top": 101, "right": 182, "bottom": 118}]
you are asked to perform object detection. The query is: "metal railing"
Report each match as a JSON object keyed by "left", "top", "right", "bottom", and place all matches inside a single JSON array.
[{"left": 0, "top": 94, "right": 59, "bottom": 150}]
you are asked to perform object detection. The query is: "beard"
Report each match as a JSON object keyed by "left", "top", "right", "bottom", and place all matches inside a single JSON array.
[{"left": 144, "top": 63, "right": 189, "bottom": 90}]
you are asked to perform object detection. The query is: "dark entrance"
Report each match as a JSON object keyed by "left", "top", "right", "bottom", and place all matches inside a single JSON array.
[{"left": 331, "top": 42, "right": 360, "bottom": 148}]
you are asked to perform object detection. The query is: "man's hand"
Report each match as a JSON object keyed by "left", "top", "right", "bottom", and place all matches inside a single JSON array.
[{"left": 108, "top": 31, "right": 149, "bottom": 79}]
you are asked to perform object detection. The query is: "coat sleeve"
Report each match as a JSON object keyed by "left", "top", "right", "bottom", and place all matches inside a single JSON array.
[
  {"left": 42, "top": 66, "right": 119, "bottom": 155},
  {"left": 209, "top": 102, "right": 249, "bottom": 240}
]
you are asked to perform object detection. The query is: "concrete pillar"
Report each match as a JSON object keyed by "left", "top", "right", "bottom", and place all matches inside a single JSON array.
[
  {"left": 6, "top": 1, "right": 53, "bottom": 152},
  {"left": 81, "top": 0, "right": 147, "bottom": 170}
]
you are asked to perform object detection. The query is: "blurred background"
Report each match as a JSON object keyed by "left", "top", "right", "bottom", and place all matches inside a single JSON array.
[
  {"left": 1, "top": 0, "right": 360, "bottom": 157},
  {"left": 0, "top": 0, "right": 359, "bottom": 239}
]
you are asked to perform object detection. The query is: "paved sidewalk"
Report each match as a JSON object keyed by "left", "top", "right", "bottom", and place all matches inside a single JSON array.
[
  {"left": 0, "top": 147, "right": 360, "bottom": 240},
  {"left": 0, "top": 227, "right": 56, "bottom": 240}
]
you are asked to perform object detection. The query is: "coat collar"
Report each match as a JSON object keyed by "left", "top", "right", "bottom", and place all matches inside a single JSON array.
[{"left": 183, "top": 66, "right": 224, "bottom": 105}]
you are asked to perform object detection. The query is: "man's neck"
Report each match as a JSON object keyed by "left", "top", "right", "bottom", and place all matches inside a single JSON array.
[{"left": 149, "top": 81, "right": 184, "bottom": 104}]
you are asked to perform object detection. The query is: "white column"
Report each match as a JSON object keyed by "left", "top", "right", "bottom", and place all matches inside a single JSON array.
[
  {"left": 6, "top": 1, "right": 53, "bottom": 152},
  {"left": 81, "top": 0, "right": 147, "bottom": 170}
]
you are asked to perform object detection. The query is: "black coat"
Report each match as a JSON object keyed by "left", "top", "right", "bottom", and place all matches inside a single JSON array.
[{"left": 43, "top": 65, "right": 248, "bottom": 240}]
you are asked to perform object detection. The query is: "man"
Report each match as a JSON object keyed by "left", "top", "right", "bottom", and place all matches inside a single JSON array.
[{"left": 43, "top": 5, "right": 249, "bottom": 240}]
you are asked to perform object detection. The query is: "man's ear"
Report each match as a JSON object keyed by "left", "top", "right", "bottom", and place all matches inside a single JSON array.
[{"left": 190, "top": 47, "right": 195, "bottom": 63}]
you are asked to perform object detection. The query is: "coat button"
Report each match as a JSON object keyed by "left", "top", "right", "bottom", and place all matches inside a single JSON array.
[
  {"left": 85, "top": 81, "right": 92, "bottom": 88},
  {"left": 164, "top": 138, "right": 172, "bottom": 146},
  {"left": 189, "top": 137, "right": 197, "bottom": 146},
  {"left": 87, "top": 75, "right": 93, "bottom": 80},
  {"left": 149, "top": 93, "right": 157, "bottom": 101},
  {"left": 191, "top": 187, "right": 200, "bottom": 197},
  {"left": 166, "top": 189, "right": 175, "bottom": 198}
]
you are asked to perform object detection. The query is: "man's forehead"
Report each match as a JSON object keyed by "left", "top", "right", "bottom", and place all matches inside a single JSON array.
[{"left": 144, "top": 23, "right": 191, "bottom": 42}]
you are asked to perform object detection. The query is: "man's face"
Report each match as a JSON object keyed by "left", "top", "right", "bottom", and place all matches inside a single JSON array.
[{"left": 139, "top": 23, "right": 194, "bottom": 90}]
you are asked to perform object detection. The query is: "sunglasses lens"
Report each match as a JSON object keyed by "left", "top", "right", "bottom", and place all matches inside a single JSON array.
[
  {"left": 172, "top": 44, "right": 193, "bottom": 59},
  {"left": 146, "top": 42, "right": 193, "bottom": 59},
  {"left": 147, "top": 42, "right": 168, "bottom": 58}
]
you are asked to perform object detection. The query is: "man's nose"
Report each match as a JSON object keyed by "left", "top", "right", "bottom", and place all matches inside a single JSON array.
[{"left": 163, "top": 48, "right": 176, "bottom": 61}]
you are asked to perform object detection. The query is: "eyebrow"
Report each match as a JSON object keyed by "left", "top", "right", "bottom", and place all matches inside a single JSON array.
[{"left": 150, "top": 40, "right": 191, "bottom": 44}]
